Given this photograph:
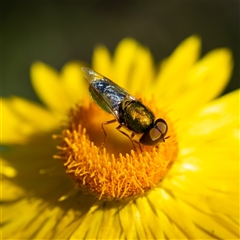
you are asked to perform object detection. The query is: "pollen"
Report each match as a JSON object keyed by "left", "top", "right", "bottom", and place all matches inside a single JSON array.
[{"left": 54, "top": 101, "right": 178, "bottom": 201}]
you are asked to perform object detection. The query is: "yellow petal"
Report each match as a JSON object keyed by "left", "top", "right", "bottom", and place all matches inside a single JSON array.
[
  {"left": 129, "top": 202, "right": 151, "bottom": 239},
  {"left": 167, "top": 154, "right": 239, "bottom": 218},
  {"left": 127, "top": 46, "right": 155, "bottom": 96},
  {"left": 154, "top": 36, "right": 201, "bottom": 102},
  {"left": 50, "top": 208, "right": 79, "bottom": 238},
  {"left": 180, "top": 200, "right": 239, "bottom": 239},
  {"left": 164, "top": 84, "right": 240, "bottom": 230},
  {"left": 97, "top": 202, "right": 123, "bottom": 239},
  {"left": 2, "top": 199, "right": 34, "bottom": 237},
  {"left": 1, "top": 98, "right": 24, "bottom": 144},
  {"left": 179, "top": 89, "right": 239, "bottom": 145},
  {"left": 92, "top": 45, "right": 113, "bottom": 78},
  {"left": 70, "top": 201, "right": 104, "bottom": 239},
  {"left": 1, "top": 97, "right": 59, "bottom": 144},
  {"left": 9, "top": 97, "right": 58, "bottom": 129},
  {"left": 112, "top": 38, "right": 140, "bottom": 88},
  {"left": 148, "top": 189, "right": 200, "bottom": 239},
  {"left": 118, "top": 203, "right": 138, "bottom": 239},
  {"left": 60, "top": 61, "right": 88, "bottom": 105},
  {"left": 1, "top": 158, "right": 17, "bottom": 178},
  {"left": 171, "top": 48, "right": 233, "bottom": 117},
  {"left": 2, "top": 198, "right": 63, "bottom": 239},
  {"left": 0, "top": 158, "right": 23, "bottom": 201},
  {"left": 112, "top": 38, "right": 155, "bottom": 96},
  {"left": 136, "top": 197, "right": 165, "bottom": 239},
  {"left": 31, "top": 62, "right": 71, "bottom": 113},
  {"left": 1, "top": 98, "right": 36, "bottom": 144}
]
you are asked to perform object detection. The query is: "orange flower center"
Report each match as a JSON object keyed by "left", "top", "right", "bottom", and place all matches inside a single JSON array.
[{"left": 54, "top": 99, "right": 178, "bottom": 201}]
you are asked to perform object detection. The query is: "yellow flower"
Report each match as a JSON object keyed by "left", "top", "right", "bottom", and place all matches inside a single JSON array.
[{"left": 1, "top": 36, "right": 239, "bottom": 239}]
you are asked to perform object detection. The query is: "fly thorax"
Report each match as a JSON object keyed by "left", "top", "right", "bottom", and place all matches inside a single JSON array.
[{"left": 121, "top": 100, "right": 155, "bottom": 133}]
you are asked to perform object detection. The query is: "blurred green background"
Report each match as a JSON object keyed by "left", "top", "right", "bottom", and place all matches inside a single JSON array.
[{"left": 2, "top": 1, "right": 239, "bottom": 102}]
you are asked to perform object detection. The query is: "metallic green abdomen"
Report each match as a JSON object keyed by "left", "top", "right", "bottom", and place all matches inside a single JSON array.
[{"left": 121, "top": 101, "right": 154, "bottom": 133}]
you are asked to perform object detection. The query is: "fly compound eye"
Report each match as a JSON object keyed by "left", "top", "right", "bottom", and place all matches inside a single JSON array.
[
  {"left": 155, "top": 118, "right": 168, "bottom": 139},
  {"left": 139, "top": 118, "right": 168, "bottom": 146}
]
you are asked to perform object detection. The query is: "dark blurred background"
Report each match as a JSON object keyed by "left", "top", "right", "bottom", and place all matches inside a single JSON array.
[{"left": 2, "top": 1, "right": 239, "bottom": 102}]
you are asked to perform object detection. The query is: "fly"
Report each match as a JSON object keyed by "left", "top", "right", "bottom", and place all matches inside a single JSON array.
[{"left": 81, "top": 67, "right": 168, "bottom": 151}]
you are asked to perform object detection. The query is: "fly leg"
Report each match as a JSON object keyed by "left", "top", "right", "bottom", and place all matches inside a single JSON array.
[
  {"left": 116, "top": 125, "right": 139, "bottom": 152},
  {"left": 101, "top": 119, "right": 117, "bottom": 150},
  {"left": 134, "top": 140, "right": 143, "bottom": 152},
  {"left": 130, "top": 132, "right": 143, "bottom": 152}
]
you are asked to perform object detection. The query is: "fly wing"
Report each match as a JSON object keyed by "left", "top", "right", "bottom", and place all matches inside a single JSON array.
[{"left": 81, "top": 67, "right": 130, "bottom": 120}]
